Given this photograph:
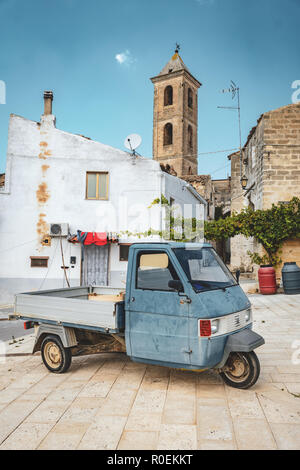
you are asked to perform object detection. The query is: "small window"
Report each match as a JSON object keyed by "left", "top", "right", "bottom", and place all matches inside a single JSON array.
[
  {"left": 119, "top": 244, "right": 131, "bottom": 262},
  {"left": 164, "top": 123, "right": 173, "bottom": 146},
  {"left": 86, "top": 172, "right": 109, "bottom": 200},
  {"left": 136, "top": 251, "right": 179, "bottom": 291},
  {"left": 164, "top": 86, "right": 173, "bottom": 106},
  {"left": 30, "top": 256, "right": 49, "bottom": 268},
  {"left": 188, "top": 88, "right": 193, "bottom": 108}
]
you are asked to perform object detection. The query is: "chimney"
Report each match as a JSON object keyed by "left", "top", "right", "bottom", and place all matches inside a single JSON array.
[{"left": 43, "top": 91, "right": 53, "bottom": 115}]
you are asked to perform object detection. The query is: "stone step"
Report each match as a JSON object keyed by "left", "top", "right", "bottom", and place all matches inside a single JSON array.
[{"left": 239, "top": 272, "right": 255, "bottom": 280}]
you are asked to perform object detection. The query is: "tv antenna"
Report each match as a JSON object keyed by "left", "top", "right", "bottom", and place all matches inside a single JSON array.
[
  {"left": 218, "top": 81, "right": 242, "bottom": 179},
  {"left": 124, "top": 134, "right": 142, "bottom": 163}
]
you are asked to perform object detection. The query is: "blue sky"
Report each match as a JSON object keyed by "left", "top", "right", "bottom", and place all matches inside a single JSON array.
[{"left": 0, "top": 0, "right": 299, "bottom": 177}]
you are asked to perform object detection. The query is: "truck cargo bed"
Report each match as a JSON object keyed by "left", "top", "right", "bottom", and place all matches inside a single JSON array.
[{"left": 12, "top": 286, "right": 125, "bottom": 333}]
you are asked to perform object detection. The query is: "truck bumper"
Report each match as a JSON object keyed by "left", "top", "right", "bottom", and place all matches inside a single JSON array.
[{"left": 215, "top": 328, "right": 265, "bottom": 369}]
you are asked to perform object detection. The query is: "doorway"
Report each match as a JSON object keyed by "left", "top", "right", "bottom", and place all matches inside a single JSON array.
[{"left": 82, "top": 244, "right": 109, "bottom": 286}]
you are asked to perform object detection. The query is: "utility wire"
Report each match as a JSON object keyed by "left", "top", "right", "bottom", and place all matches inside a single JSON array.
[
  {"left": 198, "top": 147, "right": 239, "bottom": 156},
  {"left": 38, "top": 238, "right": 59, "bottom": 290},
  {"left": 0, "top": 238, "right": 38, "bottom": 254}
]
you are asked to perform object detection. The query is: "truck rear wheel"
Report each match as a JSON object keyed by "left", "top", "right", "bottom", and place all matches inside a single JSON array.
[
  {"left": 41, "top": 335, "right": 72, "bottom": 374},
  {"left": 220, "top": 351, "right": 260, "bottom": 389}
]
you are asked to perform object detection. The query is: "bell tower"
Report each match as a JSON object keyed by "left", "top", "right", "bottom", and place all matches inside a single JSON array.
[{"left": 150, "top": 46, "right": 202, "bottom": 177}]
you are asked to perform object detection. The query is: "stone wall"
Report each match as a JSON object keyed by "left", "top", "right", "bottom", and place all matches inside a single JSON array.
[
  {"left": 275, "top": 239, "right": 300, "bottom": 281},
  {"left": 182, "top": 175, "right": 214, "bottom": 219},
  {"left": 229, "top": 152, "right": 255, "bottom": 271},
  {"left": 262, "top": 103, "right": 300, "bottom": 208},
  {"left": 212, "top": 178, "right": 231, "bottom": 215},
  {"left": 229, "top": 103, "right": 300, "bottom": 277}
]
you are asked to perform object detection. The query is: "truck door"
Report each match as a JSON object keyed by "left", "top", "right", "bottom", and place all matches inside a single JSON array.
[{"left": 126, "top": 249, "right": 191, "bottom": 366}]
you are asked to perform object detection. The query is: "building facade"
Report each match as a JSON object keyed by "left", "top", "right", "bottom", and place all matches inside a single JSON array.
[
  {"left": 0, "top": 92, "right": 206, "bottom": 303},
  {"left": 229, "top": 102, "right": 300, "bottom": 277}
]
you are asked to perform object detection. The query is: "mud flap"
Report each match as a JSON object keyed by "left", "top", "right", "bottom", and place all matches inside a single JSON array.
[
  {"left": 33, "top": 324, "right": 77, "bottom": 353},
  {"left": 216, "top": 329, "right": 265, "bottom": 369}
]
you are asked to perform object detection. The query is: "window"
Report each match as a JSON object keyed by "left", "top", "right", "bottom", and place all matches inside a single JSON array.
[
  {"left": 173, "top": 247, "right": 236, "bottom": 293},
  {"left": 86, "top": 172, "right": 109, "bottom": 200},
  {"left": 119, "top": 244, "right": 131, "bottom": 262},
  {"left": 164, "top": 86, "right": 173, "bottom": 106},
  {"left": 30, "top": 256, "right": 49, "bottom": 268},
  {"left": 136, "top": 251, "right": 180, "bottom": 291},
  {"left": 164, "top": 123, "right": 173, "bottom": 146},
  {"left": 188, "top": 125, "right": 193, "bottom": 150},
  {"left": 188, "top": 88, "right": 193, "bottom": 108}
]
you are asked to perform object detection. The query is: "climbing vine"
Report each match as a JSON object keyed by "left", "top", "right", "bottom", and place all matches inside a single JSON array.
[{"left": 204, "top": 197, "right": 300, "bottom": 267}]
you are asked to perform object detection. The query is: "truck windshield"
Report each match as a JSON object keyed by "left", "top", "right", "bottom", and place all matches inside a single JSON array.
[{"left": 173, "top": 247, "right": 237, "bottom": 293}]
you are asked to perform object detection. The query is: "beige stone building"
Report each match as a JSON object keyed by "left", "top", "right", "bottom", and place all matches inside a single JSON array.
[
  {"left": 212, "top": 178, "right": 231, "bottom": 217},
  {"left": 229, "top": 102, "right": 300, "bottom": 279}
]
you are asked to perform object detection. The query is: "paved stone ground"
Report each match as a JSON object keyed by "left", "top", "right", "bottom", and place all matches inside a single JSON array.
[{"left": 0, "top": 294, "right": 300, "bottom": 450}]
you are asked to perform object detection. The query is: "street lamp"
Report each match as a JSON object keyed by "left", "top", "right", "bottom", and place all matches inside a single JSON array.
[{"left": 241, "top": 175, "right": 248, "bottom": 190}]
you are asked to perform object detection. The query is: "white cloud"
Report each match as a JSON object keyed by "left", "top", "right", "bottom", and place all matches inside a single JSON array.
[{"left": 115, "top": 50, "right": 135, "bottom": 66}]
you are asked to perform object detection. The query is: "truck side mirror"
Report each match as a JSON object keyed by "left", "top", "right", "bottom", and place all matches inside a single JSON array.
[
  {"left": 235, "top": 270, "right": 241, "bottom": 284},
  {"left": 168, "top": 280, "right": 184, "bottom": 292}
]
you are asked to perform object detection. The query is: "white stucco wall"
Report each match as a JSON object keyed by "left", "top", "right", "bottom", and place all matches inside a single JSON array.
[{"left": 0, "top": 113, "right": 205, "bottom": 303}]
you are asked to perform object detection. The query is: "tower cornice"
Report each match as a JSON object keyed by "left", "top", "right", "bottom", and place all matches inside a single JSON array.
[{"left": 150, "top": 69, "right": 202, "bottom": 89}]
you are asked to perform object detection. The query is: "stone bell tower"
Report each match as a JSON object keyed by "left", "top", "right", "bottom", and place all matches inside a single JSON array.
[{"left": 150, "top": 46, "right": 202, "bottom": 178}]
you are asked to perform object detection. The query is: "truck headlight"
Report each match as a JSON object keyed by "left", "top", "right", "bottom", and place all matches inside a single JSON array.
[
  {"left": 245, "top": 309, "right": 251, "bottom": 322},
  {"left": 211, "top": 319, "right": 219, "bottom": 334}
]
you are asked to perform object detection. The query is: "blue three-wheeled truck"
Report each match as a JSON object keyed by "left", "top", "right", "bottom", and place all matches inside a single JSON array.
[{"left": 10, "top": 243, "right": 265, "bottom": 389}]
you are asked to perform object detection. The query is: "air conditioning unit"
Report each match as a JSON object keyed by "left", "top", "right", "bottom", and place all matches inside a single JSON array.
[{"left": 50, "top": 223, "right": 69, "bottom": 237}]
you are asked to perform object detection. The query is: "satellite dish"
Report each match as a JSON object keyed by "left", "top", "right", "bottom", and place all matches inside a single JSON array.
[{"left": 124, "top": 134, "right": 142, "bottom": 153}]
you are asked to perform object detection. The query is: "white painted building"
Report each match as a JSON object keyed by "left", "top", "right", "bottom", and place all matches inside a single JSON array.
[{"left": 0, "top": 92, "right": 206, "bottom": 303}]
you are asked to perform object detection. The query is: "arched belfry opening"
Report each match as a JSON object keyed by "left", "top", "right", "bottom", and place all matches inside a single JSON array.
[
  {"left": 188, "top": 125, "right": 193, "bottom": 150},
  {"left": 164, "top": 86, "right": 173, "bottom": 106},
  {"left": 188, "top": 88, "right": 193, "bottom": 109},
  {"left": 164, "top": 123, "right": 173, "bottom": 146}
]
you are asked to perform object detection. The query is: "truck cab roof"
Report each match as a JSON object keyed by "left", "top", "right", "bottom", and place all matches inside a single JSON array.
[{"left": 129, "top": 242, "right": 213, "bottom": 249}]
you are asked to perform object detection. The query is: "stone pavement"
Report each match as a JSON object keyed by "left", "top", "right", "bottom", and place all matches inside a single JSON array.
[{"left": 0, "top": 294, "right": 300, "bottom": 450}]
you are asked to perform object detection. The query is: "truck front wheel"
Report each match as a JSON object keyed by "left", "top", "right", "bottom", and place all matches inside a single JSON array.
[
  {"left": 41, "top": 335, "right": 72, "bottom": 374},
  {"left": 220, "top": 351, "right": 260, "bottom": 389}
]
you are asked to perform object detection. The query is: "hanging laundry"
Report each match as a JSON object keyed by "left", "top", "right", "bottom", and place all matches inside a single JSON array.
[{"left": 80, "top": 232, "right": 107, "bottom": 246}]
